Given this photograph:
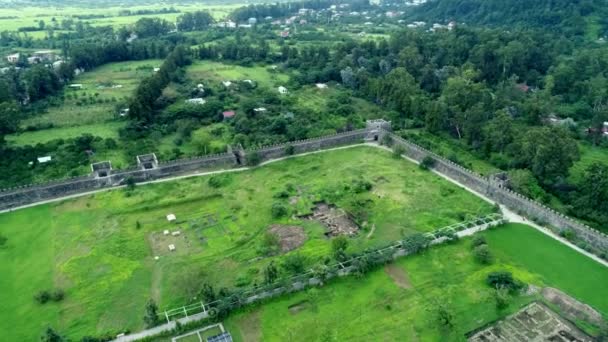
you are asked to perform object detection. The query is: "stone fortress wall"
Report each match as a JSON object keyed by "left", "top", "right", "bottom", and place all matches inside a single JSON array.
[{"left": 0, "top": 119, "right": 606, "bottom": 254}]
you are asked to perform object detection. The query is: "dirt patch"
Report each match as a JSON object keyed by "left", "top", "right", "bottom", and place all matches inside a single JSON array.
[
  {"left": 305, "top": 202, "right": 359, "bottom": 237},
  {"left": 288, "top": 300, "right": 310, "bottom": 315},
  {"left": 384, "top": 264, "right": 412, "bottom": 289},
  {"left": 268, "top": 225, "right": 306, "bottom": 252},
  {"left": 541, "top": 287, "right": 603, "bottom": 326},
  {"left": 289, "top": 196, "right": 299, "bottom": 205}
]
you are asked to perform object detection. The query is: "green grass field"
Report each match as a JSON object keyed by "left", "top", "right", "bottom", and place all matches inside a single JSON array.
[
  {"left": 187, "top": 61, "right": 290, "bottom": 89},
  {"left": 221, "top": 223, "right": 608, "bottom": 342},
  {"left": 0, "top": 4, "right": 239, "bottom": 34},
  {"left": 19, "top": 60, "right": 162, "bottom": 130},
  {"left": 0, "top": 146, "right": 494, "bottom": 340},
  {"left": 5, "top": 122, "right": 125, "bottom": 145}
]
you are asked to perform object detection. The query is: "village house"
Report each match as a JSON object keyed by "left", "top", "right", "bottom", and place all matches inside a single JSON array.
[
  {"left": 223, "top": 110, "right": 236, "bottom": 120},
  {"left": 248, "top": 17, "right": 257, "bottom": 25},
  {"left": 253, "top": 107, "right": 267, "bottom": 114},
  {"left": 316, "top": 83, "right": 328, "bottom": 89},
  {"left": 278, "top": 86, "right": 288, "bottom": 94},
  {"left": 6, "top": 53, "right": 19, "bottom": 63},
  {"left": 222, "top": 80, "right": 233, "bottom": 88},
  {"left": 186, "top": 98, "right": 206, "bottom": 105}
]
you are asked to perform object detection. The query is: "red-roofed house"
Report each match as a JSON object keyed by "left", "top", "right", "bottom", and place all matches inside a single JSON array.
[
  {"left": 223, "top": 111, "right": 236, "bottom": 119},
  {"left": 516, "top": 83, "right": 530, "bottom": 93}
]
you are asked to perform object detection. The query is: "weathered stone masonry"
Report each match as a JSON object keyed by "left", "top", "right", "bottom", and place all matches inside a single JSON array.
[
  {"left": 1, "top": 120, "right": 606, "bottom": 255},
  {"left": 387, "top": 132, "right": 608, "bottom": 252},
  {"left": 0, "top": 129, "right": 369, "bottom": 211}
]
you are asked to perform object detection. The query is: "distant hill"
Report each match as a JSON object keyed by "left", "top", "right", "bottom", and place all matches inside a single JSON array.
[{"left": 408, "top": 0, "right": 606, "bottom": 36}]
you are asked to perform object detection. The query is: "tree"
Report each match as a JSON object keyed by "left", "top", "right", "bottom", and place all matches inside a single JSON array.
[
  {"left": 0, "top": 102, "right": 20, "bottom": 138},
  {"left": 486, "top": 271, "right": 523, "bottom": 292},
  {"left": 41, "top": 327, "right": 63, "bottom": 342},
  {"left": 517, "top": 127, "right": 579, "bottom": 185},
  {"left": 263, "top": 261, "right": 279, "bottom": 284},
  {"left": 331, "top": 236, "right": 349, "bottom": 261},
  {"left": 494, "top": 286, "right": 510, "bottom": 310},
  {"left": 430, "top": 300, "right": 454, "bottom": 330},
  {"left": 473, "top": 244, "right": 493, "bottom": 264},
  {"left": 483, "top": 110, "right": 514, "bottom": 153},
  {"left": 143, "top": 299, "right": 160, "bottom": 328},
  {"left": 574, "top": 163, "right": 608, "bottom": 223}
]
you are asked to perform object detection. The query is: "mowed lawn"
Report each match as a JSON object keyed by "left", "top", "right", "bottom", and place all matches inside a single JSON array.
[
  {"left": 0, "top": 146, "right": 493, "bottom": 340},
  {"left": 223, "top": 223, "right": 608, "bottom": 342},
  {"left": 485, "top": 224, "right": 608, "bottom": 315}
]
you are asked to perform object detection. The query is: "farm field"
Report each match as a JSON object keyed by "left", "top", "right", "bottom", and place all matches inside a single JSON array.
[
  {"left": 20, "top": 59, "right": 162, "bottom": 129},
  {"left": 186, "top": 61, "right": 290, "bottom": 89},
  {"left": 0, "top": 145, "right": 494, "bottom": 341},
  {"left": 0, "top": 4, "right": 240, "bottom": 33},
  {"left": 221, "top": 223, "right": 608, "bottom": 342}
]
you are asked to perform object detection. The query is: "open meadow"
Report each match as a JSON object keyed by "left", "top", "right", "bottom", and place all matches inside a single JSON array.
[
  {"left": 219, "top": 223, "right": 608, "bottom": 342},
  {"left": 0, "top": 4, "right": 240, "bottom": 33},
  {"left": 0, "top": 145, "right": 495, "bottom": 340}
]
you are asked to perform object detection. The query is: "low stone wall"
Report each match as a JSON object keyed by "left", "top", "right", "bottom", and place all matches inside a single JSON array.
[
  {"left": 388, "top": 132, "right": 608, "bottom": 253},
  {"left": 0, "top": 130, "right": 369, "bottom": 211}
]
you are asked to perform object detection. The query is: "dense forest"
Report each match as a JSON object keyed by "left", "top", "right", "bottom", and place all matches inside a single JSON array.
[{"left": 410, "top": 0, "right": 608, "bottom": 36}]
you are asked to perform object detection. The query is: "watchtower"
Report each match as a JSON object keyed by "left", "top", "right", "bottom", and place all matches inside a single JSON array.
[
  {"left": 91, "top": 161, "right": 112, "bottom": 178},
  {"left": 137, "top": 153, "right": 158, "bottom": 170},
  {"left": 365, "top": 119, "right": 392, "bottom": 141}
]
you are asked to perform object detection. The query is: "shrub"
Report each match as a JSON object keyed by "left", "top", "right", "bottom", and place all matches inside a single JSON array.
[
  {"left": 34, "top": 290, "right": 51, "bottom": 304},
  {"left": 352, "top": 179, "right": 372, "bottom": 193},
  {"left": 332, "top": 236, "right": 349, "bottom": 261},
  {"left": 486, "top": 271, "right": 523, "bottom": 292},
  {"left": 419, "top": 156, "right": 436, "bottom": 170},
  {"left": 208, "top": 175, "right": 228, "bottom": 188},
  {"left": 471, "top": 235, "right": 487, "bottom": 249},
  {"left": 285, "top": 145, "right": 295, "bottom": 155},
  {"left": 143, "top": 299, "right": 160, "bottom": 328},
  {"left": 0, "top": 234, "right": 7, "bottom": 247},
  {"left": 258, "top": 232, "right": 280, "bottom": 256},
  {"left": 282, "top": 253, "right": 307, "bottom": 275},
  {"left": 392, "top": 145, "right": 405, "bottom": 158},
  {"left": 271, "top": 202, "right": 288, "bottom": 218},
  {"left": 273, "top": 190, "right": 289, "bottom": 199},
  {"left": 473, "top": 245, "right": 493, "bottom": 264},
  {"left": 247, "top": 152, "right": 261, "bottom": 166},
  {"left": 51, "top": 289, "right": 65, "bottom": 302}
]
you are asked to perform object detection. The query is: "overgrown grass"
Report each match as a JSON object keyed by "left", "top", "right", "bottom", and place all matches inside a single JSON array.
[
  {"left": 0, "top": 146, "right": 493, "bottom": 340},
  {"left": 222, "top": 223, "right": 608, "bottom": 341},
  {"left": 187, "top": 61, "right": 290, "bottom": 88}
]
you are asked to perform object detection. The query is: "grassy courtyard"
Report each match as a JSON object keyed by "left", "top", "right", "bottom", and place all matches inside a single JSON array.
[
  {"left": 0, "top": 145, "right": 494, "bottom": 340},
  {"left": 222, "top": 223, "right": 608, "bottom": 342}
]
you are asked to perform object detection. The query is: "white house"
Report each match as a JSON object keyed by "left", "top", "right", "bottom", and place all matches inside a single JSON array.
[
  {"left": 222, "top": 80, "right": 233, "bottom": 88},
  {"left": 6, "top": 53, "right": 19, "bottom": 63},
  {"left": 186, "top": 98, "right": 206, "bottom": 105},
  {"left": 278, "top": 86, "right": 288, "bottom": 94},
  {"left": 254, "top": 107, "right": 267, "bottom": 113},
  {"left": 37, "top": 156, "right": 52, "bottom": 163},
  {"left": 166, "top": 214, "right": 176, "bottom": 222},
  {"left": 316, "top": 83, "right": 328, "bottom": 89}
]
